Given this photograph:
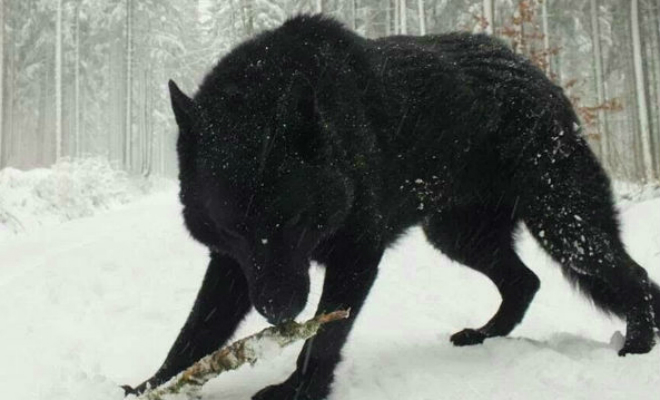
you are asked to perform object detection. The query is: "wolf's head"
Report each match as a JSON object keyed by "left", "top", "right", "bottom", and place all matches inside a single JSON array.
[{"left": 167, "top": 73, "right": 353, "bottom": 324}]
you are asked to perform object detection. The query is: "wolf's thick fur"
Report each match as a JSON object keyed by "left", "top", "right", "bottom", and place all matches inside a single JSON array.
[{"left": 126, "top": 15, "right": 659, "bottom": 400}]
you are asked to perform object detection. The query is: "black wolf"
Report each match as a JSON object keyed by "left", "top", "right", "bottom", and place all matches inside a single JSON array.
[{"left": 125, "top": 15, "right": 659, "bottom": 400}]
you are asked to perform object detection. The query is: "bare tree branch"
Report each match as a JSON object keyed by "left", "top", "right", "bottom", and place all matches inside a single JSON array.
[{"left": 135, "top": 310, "right": 350, "bottom": 400}]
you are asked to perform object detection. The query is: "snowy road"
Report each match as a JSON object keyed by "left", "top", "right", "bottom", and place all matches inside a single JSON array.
[{"left": 1, "top": 189, "right": 659, "bottom": 400}]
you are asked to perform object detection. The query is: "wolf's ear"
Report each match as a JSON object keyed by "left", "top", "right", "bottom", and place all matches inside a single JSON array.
[
  {"left": 168, "top": 80, "right": 195, "bottom": 131},
  {"left": 278, "top": 73, "right": 323, "bottom": 164}
]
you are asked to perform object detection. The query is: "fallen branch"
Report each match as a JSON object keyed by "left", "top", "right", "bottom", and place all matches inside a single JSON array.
[{"left": 137, "top": 309, "right": 350, "bottom": 400}]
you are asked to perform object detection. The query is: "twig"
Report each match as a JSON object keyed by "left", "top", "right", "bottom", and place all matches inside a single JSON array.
[{"left": 137, "top": 309, "right": 350, "bottom": 400}]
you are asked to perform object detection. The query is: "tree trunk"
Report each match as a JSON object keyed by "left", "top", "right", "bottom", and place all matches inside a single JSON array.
[
  {"left": 512, "top": 5, "right": 523, "bottom": 54},
  {"left": 228, "top": 0, "right": 237, "bottom": 43},
  {"left": 631, "top": 0, "right": 655, "bottom": 182},
  {"left": 140, "top": 65, "right": 151, "bottom": 176},
  {"left": 0, "top": 0, "right": 3, "bottom": 165},
  {"left": 400, "top": 0, "right": 407, "bottom": 34},
  {"left": 394, "top": 0, "right": 399, "bottom": 34},
  {"left": 124, "top": 0, "right": 133, "bottom": 170},
  {"left": 590, "top": 0, "right": 608, "bottom": 163},
  {"left": 55, "top": 0, "right": 63, "bottom": 162},
  {"left": 2, "top": 27, "right": 13, "bottom": 167},
  {"left": 483, "top": 0, "right": 494, "bottom": 34},
  {"left": 37, "top": 66, "right": 49, "bottom": 165},
  {"left": 417, "top": 0, "right": 425, "bottom": 35},
  {"left": 74, "top": 2, "right": 81, "bottom": 158},
  {"left": 541, "top": 0, "right": 550, "bottom": 74},
  {"left": 386, "top": 0, "right": 392, "bottom": 35},
  {"left": 350, "top": 0, "right": 356, "bottom": 30},
  {"left": 653, "top": 1, "right": 660, "bottom": 177},
  {"left": 143, "top": 68, "right": 152, "bottom": 177},
  {"left": 242, "top": 0, "right": 254, "bottom": 36}
]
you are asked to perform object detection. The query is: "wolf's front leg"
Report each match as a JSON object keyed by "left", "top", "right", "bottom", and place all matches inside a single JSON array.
[
  {"left": 253, "top": 235, "right": 382, "bottom": 400},
  {"left": 123, "top": 252, "right": 252, "bottom": 395}
]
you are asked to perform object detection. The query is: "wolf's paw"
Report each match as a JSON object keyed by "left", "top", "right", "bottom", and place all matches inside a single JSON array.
[
  {"left": 121, "top": 379, "right": 157, "bottom": 397},
  {"left": 618, "top": 333, "right": 656, "bottom": 356},
  {"left": 253, "top": 382, "right": 321, "bottom": 400},
  {"left": 450, "top": 328, "right": 487, "bottom": 346},
  {"left": 619, "top": 309, "right": 657, "bottom": 356},
  {"left": 121, "top": 385, "right": 138, "bottom": 397}
]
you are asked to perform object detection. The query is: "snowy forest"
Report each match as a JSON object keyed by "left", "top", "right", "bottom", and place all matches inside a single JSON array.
[
  {"left": 0, "top": 0, "right": 659, "bottom": 183},
  {"left": 3, "top": 2, "right": 660, "bottom": 400}
]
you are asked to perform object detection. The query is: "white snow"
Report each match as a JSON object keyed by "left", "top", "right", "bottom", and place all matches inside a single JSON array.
[
  {"left": 1, "top": 183, "right": 659, "bottom": 400},
  {"left": 0, "top": 158, "right": 171, "bottom": 240}
]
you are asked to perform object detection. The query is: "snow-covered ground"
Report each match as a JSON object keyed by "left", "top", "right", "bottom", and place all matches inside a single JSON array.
[{"left": 1, "top": 182, "right": 659, "bottom": 400}]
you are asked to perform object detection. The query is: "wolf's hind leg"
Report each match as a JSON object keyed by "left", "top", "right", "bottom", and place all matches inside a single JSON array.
[{"left": 423, "top": 207, "right": 540, "bottom": 346}]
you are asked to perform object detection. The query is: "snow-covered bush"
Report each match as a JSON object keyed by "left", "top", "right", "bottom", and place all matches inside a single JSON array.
[
  {"left": 0, "top": 157, "right": 172, "bottom": 234},
  {"left": 614, "top": 181, "right": 660, "bottom": 207}
]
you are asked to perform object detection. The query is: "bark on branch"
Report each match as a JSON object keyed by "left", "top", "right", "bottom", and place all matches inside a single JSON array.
[{"left": 135, "top": 309, "right": 350, "bottom": 400}]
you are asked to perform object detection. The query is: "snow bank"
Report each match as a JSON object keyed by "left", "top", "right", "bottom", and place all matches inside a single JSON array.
[
  {"left": 0, "top": 158, "right": 173, "bottom": 237},
  {"left": 614, "top": 180, "right": 660, "bottom": 206}
]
